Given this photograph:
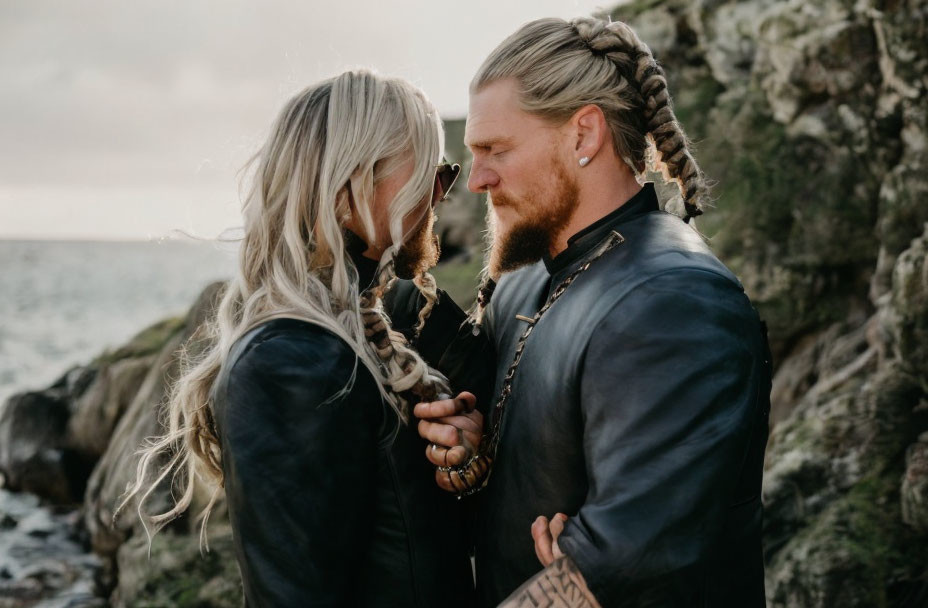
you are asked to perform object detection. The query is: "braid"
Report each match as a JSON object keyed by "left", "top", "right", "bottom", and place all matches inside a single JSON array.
[
  {"left": 359, "top": 256, "right": 493, "bottom": 495},
  {"left": 359, "top": 257, "right": 451, "bottom": 422},
  {"left": 572, "top": 17, "right": 708, "bottom": 222},
  {"left": 469, "top": 272, "right": 497, "bottom": 329},
  {"left": 411, "top": 270, "right": 440, "bottom": 335}
]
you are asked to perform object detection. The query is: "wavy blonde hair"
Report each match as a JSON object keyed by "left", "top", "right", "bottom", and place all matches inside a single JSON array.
[{"left": 116, "top": 70, "right": 453, "bottom": 550}]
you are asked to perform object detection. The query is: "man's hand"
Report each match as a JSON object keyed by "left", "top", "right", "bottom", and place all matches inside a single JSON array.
[
  {"left": 531, "top": 512, "right": 567, "bottom": 566},
  {"left": 495, "top": 513, "right": 601, "bottom": 607},
  {"left": 414, "top": 391, "right": 483, "bottom": 492}
]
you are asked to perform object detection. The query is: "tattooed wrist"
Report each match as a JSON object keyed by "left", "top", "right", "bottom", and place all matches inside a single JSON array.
[{"left": 499, "top": 555, "right": 601, "bottom": 608}]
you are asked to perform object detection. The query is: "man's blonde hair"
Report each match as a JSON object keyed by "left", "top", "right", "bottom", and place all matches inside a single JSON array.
[{"left": 471, "top": 16, "right": 709, "bottom": 222}]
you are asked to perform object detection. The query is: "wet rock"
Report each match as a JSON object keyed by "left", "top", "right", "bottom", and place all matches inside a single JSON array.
[
  {"left": 0, "top": 489, "right": 104, "bottom": 608},
  {"left": 0, "top": 317, "right": 186, "bottom": 506},
  {"left": 0, "top": 390, "right": 74, "bottom": 504},
  {"left": 66, "top": 356, "right": 155, "bottom": 460},
  {"left": 0, "top": 283, "right": 227, "bottom": 606},
  {"left": 82, "top": 283, "right": 225, "bottom": 562},
  {"left": 82, "top": 329, "right": 187, "bottom": 558}
]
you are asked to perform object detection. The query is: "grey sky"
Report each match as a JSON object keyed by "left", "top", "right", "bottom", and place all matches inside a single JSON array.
[{"left": 0, "top": 0, "right": 611, "bottom": 240}]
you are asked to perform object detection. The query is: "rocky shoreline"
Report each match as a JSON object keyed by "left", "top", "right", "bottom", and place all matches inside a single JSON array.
[
  {"left": 2, "top": 0, "right": 927, "bottom": 605},
  {"left": 0, "top": 283, "right": 242, "bottom": 607},
  {"left": 0, "top": 489, "right": 104, "bottom": 608}
]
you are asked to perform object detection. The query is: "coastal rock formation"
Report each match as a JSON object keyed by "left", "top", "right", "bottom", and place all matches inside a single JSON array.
[
  {"left": 0, "top": 0, "right": 925, "bottom": 605},
  {"left": 0, "top": 283, "right": 240, "bottom": 606},
  {"left": 0, "top": 317, "right": 183, "bottom": 507},
  {"left": 601, "top": 0, "right": 928, "bottom": 605}
]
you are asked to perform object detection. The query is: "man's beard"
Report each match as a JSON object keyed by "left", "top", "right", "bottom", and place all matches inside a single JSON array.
[
  {"left": 393, "top": 209, "right": 441, "bottom": 280},
  {"left": 487, "top": 156, "right": 580, "bottom": 277}
]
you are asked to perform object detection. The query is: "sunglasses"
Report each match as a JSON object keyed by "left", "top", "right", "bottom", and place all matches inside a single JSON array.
[{"left": 432, "top": 161, "right": 461, "bottom": 206}]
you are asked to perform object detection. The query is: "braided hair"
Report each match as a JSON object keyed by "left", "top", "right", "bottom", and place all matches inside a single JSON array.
[
  {"left": 470, "top": 16, "right": 709, "bottom": 224},
  {"left": 360, "top": 255, "right": 451, "bottom": 422},
  {"left": 115, "top": 70, "right": 459, "bottom": 549},
  {"left": 361, "top": 253, "right": 491, "bottom": 495}
]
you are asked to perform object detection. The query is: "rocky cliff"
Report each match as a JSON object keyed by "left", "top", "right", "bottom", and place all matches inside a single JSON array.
[
  {"left": 0, "top": 0, "right": 926, "bottom": 605},
  {"left": 599, "top": 0, "right": 928, "bottom": 605}
]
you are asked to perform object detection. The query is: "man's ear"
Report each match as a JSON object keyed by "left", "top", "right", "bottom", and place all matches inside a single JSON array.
[{"left": 571, "top": 104, "right": 607, "bottom": 162}]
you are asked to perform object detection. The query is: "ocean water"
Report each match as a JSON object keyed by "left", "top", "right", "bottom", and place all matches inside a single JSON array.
[{"left": 0, "top": 239, "right": 238, "bottom": 406}]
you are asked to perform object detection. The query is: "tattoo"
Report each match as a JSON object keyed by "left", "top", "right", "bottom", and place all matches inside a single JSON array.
[{"left": 498, "top": 556, "right": 601, "bottom": 608}]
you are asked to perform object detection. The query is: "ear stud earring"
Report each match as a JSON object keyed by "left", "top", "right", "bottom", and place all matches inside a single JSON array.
[{"left": 578, "top": 156, "right": 590, "bottom": 167}]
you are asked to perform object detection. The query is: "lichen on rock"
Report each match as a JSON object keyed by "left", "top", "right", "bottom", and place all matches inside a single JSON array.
[{"left": 602, "top": 0, "right": 928, "bottom": 604}]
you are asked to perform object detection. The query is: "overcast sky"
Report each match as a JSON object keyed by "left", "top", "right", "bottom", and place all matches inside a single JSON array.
[{"left": 0, "top": 0, "right": 614, "bottom": 240}]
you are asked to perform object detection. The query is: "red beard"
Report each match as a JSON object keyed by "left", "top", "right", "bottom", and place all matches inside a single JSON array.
[
  {"left": 488, "top": 155, "right": 579, "bottom": 277},
  {"left": 394, "top": 209, "right": 441, "bottom": 280}
]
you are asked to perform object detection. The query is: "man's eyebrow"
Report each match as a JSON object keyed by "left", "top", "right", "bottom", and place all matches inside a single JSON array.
[{"left": 465, "top": 136, "right": 514, "bottom": 150}]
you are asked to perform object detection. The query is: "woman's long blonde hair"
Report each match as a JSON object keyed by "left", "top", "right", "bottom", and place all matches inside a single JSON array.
[{"left": 116, "top": 70, "right": 452, "bottom": 550}]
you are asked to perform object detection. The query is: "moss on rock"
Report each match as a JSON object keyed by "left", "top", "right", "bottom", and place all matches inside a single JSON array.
[
  {"left": 93, "top": 316, "right": 186, "bottom": 367},
  {"left": 115, "top": 525, "right": 241, "bottom": 608}
]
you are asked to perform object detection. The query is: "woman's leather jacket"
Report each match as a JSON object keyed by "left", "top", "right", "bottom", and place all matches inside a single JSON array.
[{"left": 210, "top": 237, "right": 493, "bottom": 607}]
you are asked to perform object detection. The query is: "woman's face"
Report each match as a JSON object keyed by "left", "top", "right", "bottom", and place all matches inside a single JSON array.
[{"left": 359, "top": 156, "right": 437, "bottom": 270}]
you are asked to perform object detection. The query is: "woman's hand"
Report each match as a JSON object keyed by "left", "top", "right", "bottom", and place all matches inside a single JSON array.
[{"left": 414, "top": 391, "right": 484, "bottom": 492}]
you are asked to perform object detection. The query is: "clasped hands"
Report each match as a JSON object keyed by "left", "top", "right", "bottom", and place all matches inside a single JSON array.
[
  {"left": 413, "top": 391, "right": 483, "bottom": 492},
  {"left": 414, "top": 392, "right": 568, "bottom": 567}
]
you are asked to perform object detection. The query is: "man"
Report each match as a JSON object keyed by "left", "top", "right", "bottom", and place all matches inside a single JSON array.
[{"left": 416, "top": 16, "right": 771, "bottom": 607}]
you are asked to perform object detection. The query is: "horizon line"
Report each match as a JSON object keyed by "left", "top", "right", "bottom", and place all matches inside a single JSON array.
[{"left": 0, "top": 233, "right": 242, "bottom": 244}]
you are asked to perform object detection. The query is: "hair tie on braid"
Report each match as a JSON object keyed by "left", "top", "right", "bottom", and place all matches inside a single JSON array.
[
  {"left": 468, "top": 275, "right": 497, "bottom": 331},
  {"left": 683, "top": 201, "right": 704, "bottom": 223}
]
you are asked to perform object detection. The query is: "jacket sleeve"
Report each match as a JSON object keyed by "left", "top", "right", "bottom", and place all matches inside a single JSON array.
[
  {"left": 218, "top": 327, "right": 381, "bottom": 607},
  {"left": 556, "top": 270, "right": 771, "bottom": 606}
]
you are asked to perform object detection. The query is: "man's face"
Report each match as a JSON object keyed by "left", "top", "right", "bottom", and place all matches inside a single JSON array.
[{"left": 465, "top": 78, "right": 579, "bottom": 276}]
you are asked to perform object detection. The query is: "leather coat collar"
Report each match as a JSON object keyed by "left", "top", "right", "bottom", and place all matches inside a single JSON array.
[
  {"left": 542, "top": 181, "right": 660, "bottom": 277},
  {"left": 344, "top": 229, "right": 380, "bottom": 290}
]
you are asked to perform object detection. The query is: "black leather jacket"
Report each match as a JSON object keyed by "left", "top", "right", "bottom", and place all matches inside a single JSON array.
[
  {"left": 475, "top": 183, "right": 772, "bottom": 607},
  {"left": 210, "top": 234, "right": 487, "bottom": 607}
]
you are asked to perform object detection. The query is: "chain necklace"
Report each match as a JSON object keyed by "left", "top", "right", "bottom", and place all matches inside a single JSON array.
[
  {"left": 484, "top": 230, "right": 625, "bottom": 460},
  {"left": 444, "top": 230, "right": 626, "bottom": 497}
]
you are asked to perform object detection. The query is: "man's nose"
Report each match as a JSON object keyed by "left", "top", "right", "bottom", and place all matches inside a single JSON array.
[{"left": 467, "top": 160, "right": 499, "bottom": 193}]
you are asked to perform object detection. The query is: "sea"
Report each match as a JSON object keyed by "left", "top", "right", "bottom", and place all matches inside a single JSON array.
[{"left": 0, "top": 239, "right": 238, "bottom": 407}]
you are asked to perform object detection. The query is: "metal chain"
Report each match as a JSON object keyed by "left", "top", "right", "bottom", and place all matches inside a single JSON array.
[
  {"left": 439, "top": 230, "right": 625, "bottom": 499},
  {"left": 485, "top": 230, "right": 625, "bottom": 464}
]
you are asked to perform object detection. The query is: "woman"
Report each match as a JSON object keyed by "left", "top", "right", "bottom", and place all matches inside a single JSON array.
[{"left": 117, "top": 70, "right": 488, "bottom": 606}]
